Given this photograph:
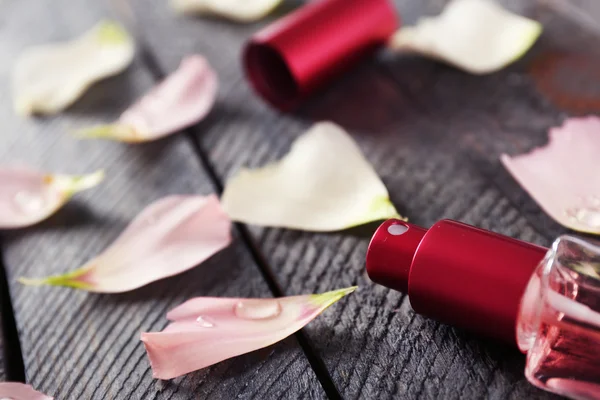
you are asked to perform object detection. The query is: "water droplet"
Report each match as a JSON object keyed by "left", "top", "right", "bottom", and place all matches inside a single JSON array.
[
  {"left": 196, "top": 316, "right": 215, "bottom": 328},
  {"left": 0, "top": 397, "right": 14, "bottom": 400},
  {"left": 13, "top": 191, "right": 44, "bottom": 213},
  {"left": 234, "top": 299, "right": 282, "bottom": 320},
  {"left": 566, "top": 207, "right": 600, "bottom": 228},
  {"left": 387, "top": 224, "right": 409, "bottom": 236}
]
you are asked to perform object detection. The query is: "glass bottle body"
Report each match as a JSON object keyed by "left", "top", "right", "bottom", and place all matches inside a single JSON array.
[{"left": 517, "top": 235, "right": 600, "bottom": 400}]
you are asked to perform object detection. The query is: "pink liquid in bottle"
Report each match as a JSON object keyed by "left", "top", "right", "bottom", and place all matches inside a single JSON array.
[{"left": 518, "top": 236, "right": 600, "bottom": 400}]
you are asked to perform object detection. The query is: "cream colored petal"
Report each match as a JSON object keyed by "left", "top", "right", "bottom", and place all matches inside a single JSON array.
[
  {"left": 13, "top": 20, "right": 135, "bottom": 116},
  {"left": 389, "top": 0, "right": 542, "bottom": 74},
  {"left": 221, "top": 122, "right": 402, "bottom": 231},
  {"left": 170, "top": 0, "right": 282, "bottom": 22}
]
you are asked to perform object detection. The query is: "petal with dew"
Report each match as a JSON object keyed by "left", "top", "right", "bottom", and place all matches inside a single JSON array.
[
  {"left": 12, "top": 20, "right": 135, "bottom": 116},
  {"left": 169, "top": 0, "right": 282, "bottom": 22},
  {"left": 76, "top": 55, "right": 217, "bottom": 143},
  {"left": 0, "top": 167, "right": 104, "bottom": 229},
  {"left": 221, "top": 122, "right": 402, "bottom": 231},
  {"left": 501, "top": 116, "right": 600, "bottom": 234},
  {"left": 389, "top": 0, "right": 542, "bottom": 74},
  {"left": 141, "top": 286, "right": 357, "bottom": 379},
  {"left": 19, "top": 195, "right": 231, "bottom": 292},
  {"left": 0, "top": 382, "right": 53, "bottom": 400}
]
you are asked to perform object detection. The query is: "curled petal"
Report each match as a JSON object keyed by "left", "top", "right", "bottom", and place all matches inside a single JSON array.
[
  {"left": 141, "top": 287, "right": 357, "bottom": 379},
  {"left": 12, "top": 20, "right": 135, "bottom": 116},
  {"left": 221, "top": 122, "right": 402, "bottom": 231},
  {"left": 170, "top": 0, "right": 282, "bottom": 22},
  {"left": 389, "top": 0, "right": 542, "bottom": 74},
  {"left": 501, "top": 116, "right": 600, "bottom": 234},
  {"left": 0, "top": 167, "right": 104, "bottom": 229},
  {"left": 19, "top": 195, "right": 231, "bottom": 292},
  {"left": 0, "top": 382, "right": 53, "bottom": 399},
  {"left": 76, "top": 55, "right": 217, "bottom": 143}
]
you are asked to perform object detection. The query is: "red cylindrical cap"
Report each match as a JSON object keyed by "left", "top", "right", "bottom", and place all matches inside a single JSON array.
[
  {"left": 366, "top": 220, "right": 426, "bottom": 293},
  {"left": 243, "top": 0, "right": 399, "bottom": 110},
  {"left": 366, "top": 219, "right": 548, "bottom": 344}
]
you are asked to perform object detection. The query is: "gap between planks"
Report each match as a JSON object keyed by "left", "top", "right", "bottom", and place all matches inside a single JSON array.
[
  {"left": 136, "top": 43, "right": 343, "bottom": 400},
  {"left": 0, "top": 247, "right": 26, "bottom": 382}
]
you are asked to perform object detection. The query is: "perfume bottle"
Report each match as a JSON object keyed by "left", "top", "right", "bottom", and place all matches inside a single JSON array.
[{"left": 366, "top": 219, "right": 600, "bottom": 400}]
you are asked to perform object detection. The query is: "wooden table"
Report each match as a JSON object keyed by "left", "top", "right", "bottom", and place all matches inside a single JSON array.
[{"left": 0, "top": 0, "right": 597, "bottom": 398}]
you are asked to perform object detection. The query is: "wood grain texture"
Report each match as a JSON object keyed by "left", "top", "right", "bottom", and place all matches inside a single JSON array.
[
  {"left": 129, "top": 0, "right": 596, "bottom": 398},
  {"left": 0, "top": 249, "right": 25, "bottom": 384},
  {"left": 0, "top": 0, "right": 21, "bottom": 386},
  {"left": 383, "top": 1, "right": 600, "bottom": 242},
  {"left": 0, "top": 268, "right": 6, "bottom": 381},
  {"left": 0, "top": 0, "right": 324, "bottom": 398}
]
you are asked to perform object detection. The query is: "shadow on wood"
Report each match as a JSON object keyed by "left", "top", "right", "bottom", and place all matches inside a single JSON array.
[{"left": 0, "top": 249, "right": 25, "bottom": 382}]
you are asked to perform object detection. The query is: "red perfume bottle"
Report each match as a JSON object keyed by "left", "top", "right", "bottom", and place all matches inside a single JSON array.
[{"left": 366, "top": 219, "right": 600, "bottom": 400}]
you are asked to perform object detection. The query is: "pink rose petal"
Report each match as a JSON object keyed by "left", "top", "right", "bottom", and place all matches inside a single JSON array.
[
  {"left": 141, "top": 286, "right": 357, "bottom": 379},
  {"left": 0, "top": 382, "right": 53, "bottom": 400},
  {"left": 19, "top": 195, "right": 231, "bottom": 292},
  {"left": 76, "top": 55, "right": 218, "bottom": 142},
  {"left": 501, "top": 116, "right": 600, "bottom": 234},
  {"left": 0, "top": 167, "right": 104, "bottom": 229}
]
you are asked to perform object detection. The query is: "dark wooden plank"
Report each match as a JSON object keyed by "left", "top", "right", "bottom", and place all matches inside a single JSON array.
[
  {"left": 0, "top": 0, "right": 22, "bottom": 386},
  {"left": 0, "top": 1, "right": 325, "bottom": 398},
  {"left": 382, "top": 0, "right": 600, "bottom": 241},
  {"left": 129, "top": 0, "right": 599, "bottom": 399},
  {"left": 0, "top": 249, "right": 26, "bottom": 384},
  {"left": 0, "top": 259, "right": 7, "bottom": 382}
]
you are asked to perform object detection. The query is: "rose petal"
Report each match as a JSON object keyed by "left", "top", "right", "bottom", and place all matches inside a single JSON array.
[
  {"left": 76, "top": 55, "right": 217, "bottom": 142},
  {"left": 169, "top": 0, "right": 282, "bottom": 22},
  {"left": 0, "top": 382, "right": 53, "bottom": 400},
  {"left": 572, "top": 262, "right": 600, "bottom": 279},
  {"left": 19, "top": 195, "right": 231, "bottom": 292},
  {"left": 141, "top": 286, "right": 357, "bottom": 379},
  {"left": 221, "top": 122, "right": 402, "bottom": 231},
  {"left": 389, "top": 0, "right": 542, "bottom": 74},
  {"left": 501, "top": 116, "right": 600, "bottom": 234},
  {"left": 12, "top": 20, "right": 135, "bottom": 116},
  {"left": 0, "top": 167, "right": 104, "bottom": 229}
]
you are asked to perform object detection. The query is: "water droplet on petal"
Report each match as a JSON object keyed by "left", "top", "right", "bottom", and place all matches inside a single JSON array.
[
  {"left": 234, "top": 299, "right": 282, "bottom": 320},
  {"left": 13, "top": 191, "right": 44, "bottom": 213},
  {"left": 566, "top": 207, "right": 600, "bottom": 228},
  {"left": 196, "top": 316, "right": 215, "bottom": 328}
]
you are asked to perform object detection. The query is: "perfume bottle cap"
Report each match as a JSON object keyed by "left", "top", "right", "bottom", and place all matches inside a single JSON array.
[
  {"left": 243, "top": 0, "right": 399, "bottom": 111},
  {"left": 366, "top": 219, "right": 548, "bottom": 344}
]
